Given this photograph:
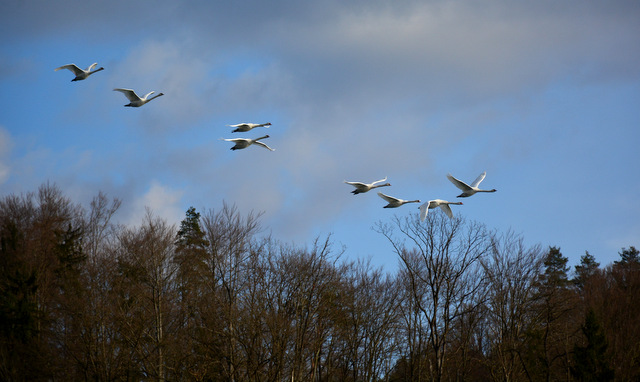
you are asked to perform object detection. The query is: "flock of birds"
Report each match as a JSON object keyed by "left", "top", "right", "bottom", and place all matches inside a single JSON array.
[
  {"left": 345, "top": 171, "right": 496, "bottom": 221},
  {"left": 55, "top": 62, "right": 165, "bottom": 106},
  {"left": 54, "top": 61, "right": 275, "bottom": 151},
  {"left": 55, "top": 61, "right": 496, "bottom": 222},
  {"left": 222, "top": 123, "right": 275, "bottom": 151}
]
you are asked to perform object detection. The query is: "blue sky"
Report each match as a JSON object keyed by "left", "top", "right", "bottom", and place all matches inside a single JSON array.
[{"left": 1, "top": 0, "right": 639, "bottom": 272}]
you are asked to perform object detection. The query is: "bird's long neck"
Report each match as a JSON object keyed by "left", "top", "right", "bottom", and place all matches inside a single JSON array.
[
  {"left": 479, "top": 189, "right": 497, "bottom": 193},
  {"left": 371, "top": 184, "right": 389, "bottom": 189},
  {"left": 91, "top": 67, "right": 104, "bottom": 73},
  {"left": 450, "top": 202, "right": 464, "bottom": 205},
  {"left": 254, "top": 135, "right": 269, "bottom": 141},
  {"left": 147, "top": 93, "right": 164, "bottom": 101}
]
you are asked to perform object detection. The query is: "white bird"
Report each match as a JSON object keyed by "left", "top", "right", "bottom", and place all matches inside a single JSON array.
[
  {"left": 227, "top": 122, "right": 271, "bottom": 133},
  {"left": 113, "top": 88, "right": 164, "bottom": 107},
  {"left": 344, "top": 177, "right": 391, "bottom": 195},
  {"left": 55, "top": 63, "right": 104, "bottom": 81},
  {"left": 222, "top": 135, "right": 275, "bottom": 151},
  {"left": 419, "top": 199, "right": 463, "bottom": 221},
  {"left": 447, "top": 171, "right": 497, "bottom": 198},
  {"left": 377, "top": 192, "right": 420, "bottom": 208}
]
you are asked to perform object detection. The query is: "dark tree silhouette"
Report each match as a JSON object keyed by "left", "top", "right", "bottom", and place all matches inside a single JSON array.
[
  {"left": 571, "top": 309, "right": 614, "bottom": 382},
  {"left": 574, "top": 251, "right": 600, "bottom": 289}
]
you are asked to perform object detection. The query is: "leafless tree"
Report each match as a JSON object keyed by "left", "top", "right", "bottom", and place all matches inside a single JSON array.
[
  {"left": 195, "top": 203, "right": 263, "bottom": 381},
  {"left": 481, "top": 231, "right": 544, "bottom": 382},
  {"left": 376, "top": 212, "right": 490, "bottom": 382},
  {"left": 332, "top": 259, "right": 402, "bottom": 381},
  {"left": 113, "top": 209, "right": 178, "bottom": 381}
]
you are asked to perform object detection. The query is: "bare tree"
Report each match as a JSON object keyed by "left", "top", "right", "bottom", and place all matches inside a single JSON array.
[
  {"left": 70, "top": 192, "right": 123, "bottom": 380},
  {"left": 482, "top": 231, "right": 544, "bottom": 382},
  {"left": 377, "top": 212, "right": 490, "bottom": 382},
  {"left": 196, "top": 203, "right": 263, "bottom": 381},
  {"left": 279, "top": 236, "right": 342, "bottom": 382},
  {"left": 333, "top": 259, "right": 401, "bottom": 381},
  {"left": 113, "top": 209, "right": 178, "bottom": 382}
]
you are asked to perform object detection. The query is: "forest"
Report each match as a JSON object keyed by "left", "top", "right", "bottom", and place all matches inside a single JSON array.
[{"left": 0, "top": 183, "right": 638, "bottom": 381}]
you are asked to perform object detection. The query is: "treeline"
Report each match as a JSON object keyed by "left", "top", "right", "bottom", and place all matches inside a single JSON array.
[{"left": 0, "top": 183, "right": 638, "bottom": 381}]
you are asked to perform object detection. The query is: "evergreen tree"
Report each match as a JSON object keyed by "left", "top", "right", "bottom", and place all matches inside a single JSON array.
[
  {"left": 0, "top": 221, "right": 40, "bottom": 379},
  {"left": 174, "top": 206, "right": 209, "bottom": 293},
  {"left": 526, "top": 246, "right": 575, "bottom": 381},
  {"left": 574, "top": 251, "right": 600, "bottom": 289},
  {"left": 173, "top": 206, "right": 210, "bottom": 367},
  {"left": 542, "top": 246, "right": 570, "bottom": 287},
  {"left": 175, "top": 206, "right": 209, "bottom": 250},
  {"left": 571, "top": 309, "right": 614, "bottom": 381},
  {"left": 614, "top": 246, "right": 639, "bottom": 266}
]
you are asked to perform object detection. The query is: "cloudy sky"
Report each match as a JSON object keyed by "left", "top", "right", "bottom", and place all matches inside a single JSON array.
[{"left": 1, "top": 0, "right": 639, "bottom": 271}]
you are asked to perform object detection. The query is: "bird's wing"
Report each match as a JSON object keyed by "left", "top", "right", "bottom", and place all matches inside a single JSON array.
[
  {"left": 344, "top": 181, "right": 366, "bottom": 187},
  {"left": 113, "top": 88, "right": 141, "bottom": 102},
  {"left": 55, "top": 64, "right": 83, "bottom": 75},
  {"left": 370, "top": 176, "right": 388, "bottom": 185},
  {"left": 470, "top": 171, "right": 487, "bottom": 188},
  {"left": 142, "top": 91, "right": 155, "bottom": 100},
  {"left": 222, "top": 138, "right": 243, "bottom": 142},
  {"left": 253, "top": 141, "right": 275, "bottom": 151},
  {"left": 447, "top": 173, "right": 472, "bottom": 191},
  {"left": 419, "top": 202, "right": 429, "bottom": 221},
  {"left": 377, "top": 192, "right": 398, "bottom": 203},
  {"left": 87, "top": 63, "right": 98, "bottom": 71},
  {"left": 439, "top": 204, "right": 454, "bottom": 219}
]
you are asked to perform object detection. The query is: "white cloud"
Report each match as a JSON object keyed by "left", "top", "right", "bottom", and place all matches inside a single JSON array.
[{"left": 124, "top": 181, "right": 184, "bottom": 227}]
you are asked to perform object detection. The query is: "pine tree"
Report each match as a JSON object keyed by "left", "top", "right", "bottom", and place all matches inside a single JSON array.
[
  {"left": 614, "top": 246, "right": 639, "bottom": 266},
  {"left": 175, "top": 207, "right": 209, "bottom": 250},
  {"left": 526, "top": 246, "right": 575, "bottom": 381},
  {"left": 571, "top": 309, "right": 614, "bottom": 381},
  {"left": 542, "top": 246, "right": 570, "bottom": 287},
  {"left": 574, "top": 251, "right": 600, "bottom": 289},
  {"left": 174, "top": 206, "right": 209, "bottom": 294}
]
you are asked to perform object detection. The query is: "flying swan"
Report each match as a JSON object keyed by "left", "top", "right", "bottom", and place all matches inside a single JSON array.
[
  {"left": 113, "top": 88, "right": 165, "bottom": 107},
  {"left": 447, "top": 171, "right": 496, "bottom": 198},
  {"left": 419, "top": 199, "right": 463, "bottom": 221},
  {"left": 227, "top": 122, "right": 271, "bottom": 133},
  {"left": 377, "top": 192, "right": 420, "bottom": 208},
  {"left": 222, "top": 135, "right": 275, "bottom": 151},
  {"left": 55, "top": 63, "right": 104, "bottom": 81},
  {"left": 344, "top": 177, "right": 391, "bottom": 194}
]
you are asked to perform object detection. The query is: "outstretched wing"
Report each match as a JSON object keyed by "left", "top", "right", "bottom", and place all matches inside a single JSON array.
[
  {"left": 439, "top": 204, "right": 454, "bottom": 219},
  {"left": 113, "top": 88, "right": 141, "bottom": 102},
  {"left": 221, "top": 138, "right": 248, "bottom": 143},
  {"left": 447, "top": 173, "right": 472, "bottom": 191},
  {"left": 377, "top": 192, "right": 398, "bottom": 203},
  {"left": 470, "top": 171, "right": 487, "bottom": 188},
  {"left": 370, "top": 176, "right": 388, "bottom": 186},
  {"left": 87, "top": 63, "right": 98, "bottom": 71},
  {"left": 419, "top": 202, "right": 429, "bottom": 221},
  {"left": 253, "top": 141, "right": 275, "bottom": 151},
  {"left": 55, "top": 64, "right": 83, "bottom": 75},
  {"left": 344, "top": 181, "right": 366, "bottom": 187}
]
